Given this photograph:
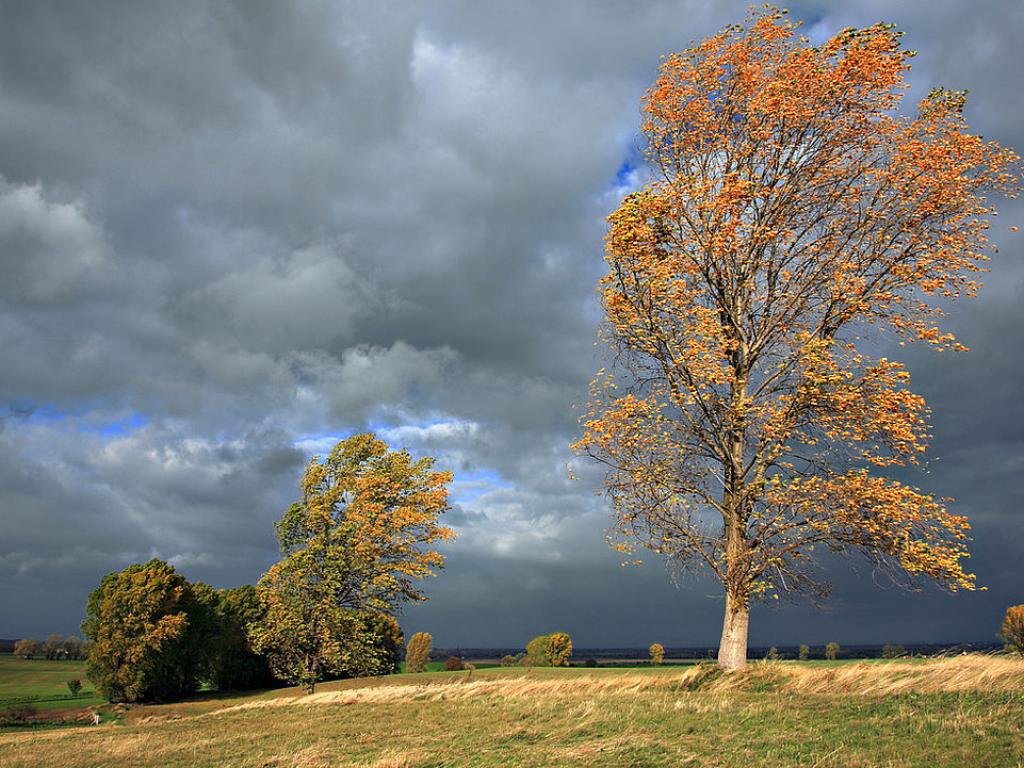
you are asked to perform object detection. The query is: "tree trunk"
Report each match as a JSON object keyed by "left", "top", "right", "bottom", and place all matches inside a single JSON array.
[
  {"left": 717, "top": 333, "right": 751, "bottom": 671},
  {"left": 717, "top": 589, "right": 749, "bottom": 671}
]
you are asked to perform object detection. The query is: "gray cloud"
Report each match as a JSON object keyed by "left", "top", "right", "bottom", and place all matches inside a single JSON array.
[{"left": 1, "top": 0, "right": 1022, "bottom": 647}]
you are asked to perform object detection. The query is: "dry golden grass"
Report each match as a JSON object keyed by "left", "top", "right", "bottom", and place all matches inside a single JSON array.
[
  {"left": 712, "top": 653, "right": 1024, "bottom": 695},
  {"left": 203, "top": 653, "right": 1024, "bottom": 716},
  {"left": 1, "top": 655, "right": 1022, "bottom": 768}
]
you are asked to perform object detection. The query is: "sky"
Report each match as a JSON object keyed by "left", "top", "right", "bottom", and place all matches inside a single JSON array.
[{"left": 1, "top": 0, "right": 1023, "bottom": 649}]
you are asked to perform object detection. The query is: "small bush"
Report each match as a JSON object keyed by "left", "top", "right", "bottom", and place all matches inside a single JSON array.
[
  {"left": 444, "top": 656, "right": 464, "bottom": 671},
  {"left": 500, "top": 653, "right": 525, "bottom": 667},
  {"left": 766, "top": 646, "right": 780, "bottom": 661},
  {"left": 881, "top": 644, "right": 906, "bottom": 659},
  {"left": 678, "top": 663, "right": 723, "bottom": 692},
  {"left": 649, "top": 643, "right": 665, "bottom": 665},
  {"left": 584, "top": 658, "right": 599, "bottom": 668},
  {"left": 0, "top": 706, "right": 37, "bottom": 726},
  {"left": 67, "top": 679, "right": 83, "bottom": 697},
  {"left": 798, "top": 644, "right": 810, "bottom": 661},
  {"left": 825, "top": 642, "right": 840, "bottom": 661}
]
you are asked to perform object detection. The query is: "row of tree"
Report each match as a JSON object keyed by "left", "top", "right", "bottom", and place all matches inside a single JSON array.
[
  {"left": 81, "top": 433, "right": 452, "bottom": 701},
  {"left": 13, "top": 634, "right": 85, "bottom": 660}
]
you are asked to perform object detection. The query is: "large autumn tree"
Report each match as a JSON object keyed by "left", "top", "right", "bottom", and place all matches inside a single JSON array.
[
  {"left": 250, "top": 433, "right": 454, "bottom": 691},
  {"left": 574, "top": 8, "right": 1020, "bottom": 670}
]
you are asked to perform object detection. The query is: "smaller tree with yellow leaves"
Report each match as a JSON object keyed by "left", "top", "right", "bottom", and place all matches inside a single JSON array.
[
  {"left": 250, "top": 434, "right": 454, "bottom": 692},
  {"left": 406, "top": 632, "right": 433, "bottom": 673},
  {"left": 649, "top": 643, "right": 665, "bottom": 665},
  {"left": 1000, "top": 605, "right": 1024, "bottom": 656}
]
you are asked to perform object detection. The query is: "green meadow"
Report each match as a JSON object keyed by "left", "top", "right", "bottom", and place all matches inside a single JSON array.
[{"left": 0, "top": 656, "right": 103, "bottom": 714}]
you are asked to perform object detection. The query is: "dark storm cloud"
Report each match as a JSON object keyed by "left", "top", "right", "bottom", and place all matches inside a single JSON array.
[{"left": 1, "top": 0, "right": 1021, "bottom": 646}]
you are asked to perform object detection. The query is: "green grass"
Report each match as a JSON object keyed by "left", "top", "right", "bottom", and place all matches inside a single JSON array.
[
  {"left": 0, "top": 656, "right": 1022, "bottom": 766},
  {"left": 399, "top": 661, "right": 502, "bottom": 673},
  {"left": 0, "top": 655, "right": 104, "bottom": 713}
]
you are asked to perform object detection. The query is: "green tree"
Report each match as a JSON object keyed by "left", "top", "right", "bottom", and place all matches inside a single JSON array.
[
  {"left": 525, "top": 634, "right": 552, "bottom": 667},
  {"left": 406, "top": 632, "right": 433, "bottom": 673},
  {"left": 825, "top": 642, "right": 841, "bottom": 661},
  {"left": 649, "top": 643, "right": 665, "bottom": 665},
  {"left": 999, "top": 605, "right": 1024, "bottom": 655},
  {"left": 209, "top": 585, "right": 276, "bottom": 690},
  {"left": 338, "top": 612, "right": 404, "bottom": 678},
  {"left": 249, "top": 434, "right": 454, "bottom": 692},
  {"left": 66, "top": 679, "right": 82, "bottom": 697},
  {"left": 81, "top": 559, "right": 217, "bottom": 703},
  {"left": 798, "top": 644, "right": 810, "bottom": 661}
]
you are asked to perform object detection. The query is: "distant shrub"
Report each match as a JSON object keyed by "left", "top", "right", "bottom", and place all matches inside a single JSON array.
[
  {"left": 1000, "top": 605, "right": 1024, "bottom": 655},
  {"left": 0, "top": 706, "right": 37, "bottom": 726},
  {"left": 766, "top": 646, "right": 780, "bottom": 661},
  {"left": 798, "top": 644, "right": 810, "bottom": 661},
  {"left": 649, "top": 643, "right": 665, "bottom": 666},
  {"left": 67, "top": 679, "right": 83, "bottom": 697},
  {"left": 825, "top": 642, "right": 840, "bottom": 661},
  {"left": 444, "top": 656, "right": 464, "bottom": 671},
  {"left": 406, "top": 632, "right": 432, "bottom": 673},
  {"left": 881, "top": 644, "right": 906, "bottom": 659},
  {"left": 501, "top": 653, "right": 525, "bottom": 667},
  {"left": 583, "top": 658, "right": 599, "bottom": 668}
]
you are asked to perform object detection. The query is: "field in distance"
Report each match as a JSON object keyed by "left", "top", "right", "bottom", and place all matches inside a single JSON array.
[
  {"left": 0, "top": 655, "right": 103, "bottom": 719},
  {"left": 2, "top": 654, "right": 1024, "bottom": 767}
]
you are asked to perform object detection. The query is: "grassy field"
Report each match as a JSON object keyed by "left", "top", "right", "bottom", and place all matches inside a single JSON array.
[
  {"left": 1, "top": 655, "right": 1023, "bottom": 767},
  {"left": 0, "top": 656, "right": 103, "bottom": 714}
]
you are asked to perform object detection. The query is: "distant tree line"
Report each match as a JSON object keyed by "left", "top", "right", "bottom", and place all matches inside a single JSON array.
[{"left": 13, "top": 634, "right": 86, "bottom": 660}]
